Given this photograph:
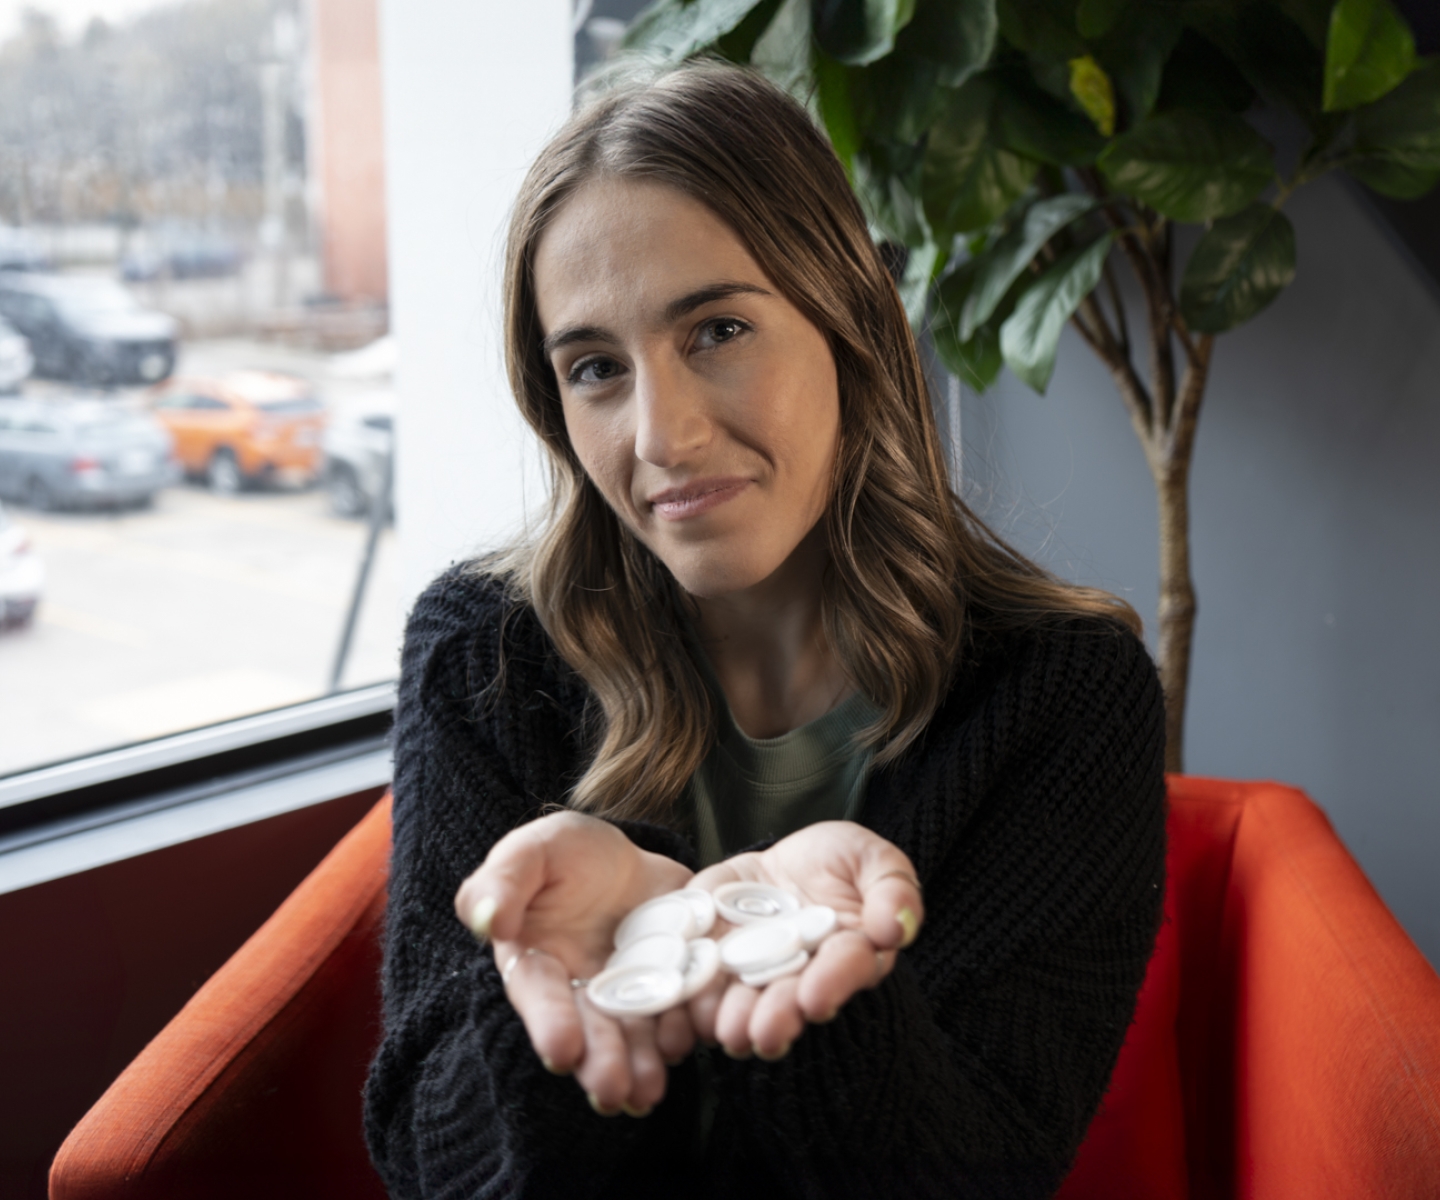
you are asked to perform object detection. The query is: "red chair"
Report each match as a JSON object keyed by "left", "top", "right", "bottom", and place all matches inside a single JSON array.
[{"left": 51, "top": 779, "right": 1440, "bottom": 1198}]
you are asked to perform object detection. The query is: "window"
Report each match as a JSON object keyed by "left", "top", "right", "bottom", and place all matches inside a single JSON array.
[{"left": 0, "top": 0, "right": 400, "bottom": 782}]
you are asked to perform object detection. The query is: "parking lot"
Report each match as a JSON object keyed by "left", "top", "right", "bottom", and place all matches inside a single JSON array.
[{"left": 0, "top": 340, "right": 400, "bottom": 777}]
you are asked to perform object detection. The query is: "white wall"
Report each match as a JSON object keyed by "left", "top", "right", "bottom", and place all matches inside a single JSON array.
[{"left": 379, "top": 0, "right": 573, "bottom": 603}]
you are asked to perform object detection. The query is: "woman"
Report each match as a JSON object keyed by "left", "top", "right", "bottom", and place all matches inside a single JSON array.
[{"left": 364, "top": 61, "right": 1166, "bottom": 1200}]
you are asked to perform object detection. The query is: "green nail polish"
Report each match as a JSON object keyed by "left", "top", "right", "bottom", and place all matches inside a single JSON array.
[
  {"left": 467, "top": 895, "right": 497, "bottom": 940},
  {"left": 756, "top": 1041, "right": 791, "bottom": 1062},
  {"left": 621, "top": 1102, "right": 652, "bottom": 1118},
  {"left": 896, "top": 906, "right": 919, "bottom": 948},
  {"left": 588, "top": 1092, "right": 620, "bottom": 1117}
]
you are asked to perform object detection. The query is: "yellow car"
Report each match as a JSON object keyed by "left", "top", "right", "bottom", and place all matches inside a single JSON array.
[{"left": 150, "top": 372, "right": 328, "bottom": 493}]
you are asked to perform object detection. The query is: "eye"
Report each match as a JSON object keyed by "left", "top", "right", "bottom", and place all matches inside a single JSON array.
[
  {"left": 695, "top": 317, "right": 750, "bottom": 349},
  {"left": 566, "top": 355, "right": 625, "bottom": 387}
]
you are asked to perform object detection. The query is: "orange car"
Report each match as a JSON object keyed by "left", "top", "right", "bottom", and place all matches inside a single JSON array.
[{"left": 150, "top": 372, "right": 328, "bottom": 493}]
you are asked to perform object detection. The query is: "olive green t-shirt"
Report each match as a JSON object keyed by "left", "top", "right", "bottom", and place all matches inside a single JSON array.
[{"left": 687, "top": 657, "right": 882, "bottom": 868}]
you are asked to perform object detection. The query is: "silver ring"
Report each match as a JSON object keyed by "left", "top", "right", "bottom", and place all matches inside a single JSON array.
[{"left": 571, "top": 977, "right": 589, "bottom": 990}]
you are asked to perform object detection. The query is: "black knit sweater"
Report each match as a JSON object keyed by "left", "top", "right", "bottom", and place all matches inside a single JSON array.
[{"left": 363, "top": 565, "right": 1167, "bottom": 1200}]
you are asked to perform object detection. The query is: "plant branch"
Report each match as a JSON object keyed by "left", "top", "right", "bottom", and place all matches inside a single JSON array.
[{"left": 1102, "top": 260, "right": 1130, "bottom": 356}]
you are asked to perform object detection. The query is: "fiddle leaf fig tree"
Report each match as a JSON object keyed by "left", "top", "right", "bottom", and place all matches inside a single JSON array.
[{"left": 624, "top": 0, "right": 1440, "bottom": 771}]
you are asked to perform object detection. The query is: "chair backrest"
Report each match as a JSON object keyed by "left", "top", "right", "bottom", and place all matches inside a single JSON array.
[
  {"left": 52, "top": 779, "right": 1440, "bottom": 1198},
  {"left": 50, "top": 796, "right": 393, "bottom": 1199},
  {"left": 1060, "top": 776, "right": 1440, "bottom": 1200}
]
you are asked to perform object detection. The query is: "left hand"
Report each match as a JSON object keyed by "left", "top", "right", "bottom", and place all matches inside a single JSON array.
[{"left": 686, "top": 821, "right": 923, "bottom": 1060}]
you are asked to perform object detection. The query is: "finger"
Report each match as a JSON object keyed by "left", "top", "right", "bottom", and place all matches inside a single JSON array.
[
  {"left": 500, "top": 946, "right": 585, "bottom": 1073},
  {"left": 454, "top": 823, "right": 552, "bottom": 943},
  {"left": 656, "top": 1005, "right": 697, "bottom": 1065},
  {"left": 859, "top": 858, "right": 925, "bottom": 951},
  {"left": 619, "top": 1017, "right": 667, "bottom": 1116},
  {"left": 572, "top": 993, "right": 632, "bottom": 1115},
  {"left": 748, "top": 974, "right": 804, "bottom": 1060},
  {"left": 794, "top": 929, "right": 886, "bottom": 1023},
  {"left": 714, "top": 982, "right": 762, "bottom": 1059},
  {"left": 686, "top": 974, "right": 727, "bottom": 1044}
]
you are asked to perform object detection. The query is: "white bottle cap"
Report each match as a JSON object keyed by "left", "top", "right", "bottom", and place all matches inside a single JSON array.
[
  {"left": 713, "top": 882, "right": 801, "bottom": 926},
  {"left": 673, "top": 888, "right": 717, "bottom": 937},
  {"left": 719, "top": 922, "right": 803, "bottom": 974},
  {"left": 606, "top": 932, "right": 689, "bottom": 973},
  {"left": 614, "top": 895, "right": 695, "bottom": 948},
  {"left": 783, "top": 905, "right": 838, "bottom": 950},
  {"left": 587, "top": 963, "right": 685, "bottom": 1017},
  {"left": 739, "top": 949, "right": 810, "bottom": 988},
  {"left": 678, "top": 937, "right": 721, "bottom": 1000}
]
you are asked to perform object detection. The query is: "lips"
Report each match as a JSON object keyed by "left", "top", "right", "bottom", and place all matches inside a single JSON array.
[{"left": 647, "top": 477, "right": 750, "bottom": 520}]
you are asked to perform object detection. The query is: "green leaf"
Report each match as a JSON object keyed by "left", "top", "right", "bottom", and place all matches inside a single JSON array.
[
  {"left": 1324, "top": 0, "right": 1417, "bottom": 112},
  {"left": 895, "top": 0, "right": 997, "bottom": 87},
  {"left": 933, "top": 260, "right": 1005, "bottom": 390},
  {"left": 1345, "top": 156, "right": 1440, "bottom": 198},
  {"left": 1351, "top": 60, "right": 1440, "bottom": 173},
  {"left": 921, "top": 74, "right": 1038, "bottom": 236},
  {"left": 1098, "top": 110, "right": 1275, "bottom": 222},
  {"left": 855, "top": 143, "right": 933, "bottom": 246},
  {"left": 813, "top": 0, "right": 917, "bottom": 65},
  {"left": 715, "top": 0, "right": 787, "bottom": 60},
  {"left": 849, "top": 52, "right": 946, "bottom": 143},
  {"left": 815, "top": 53, "right": 861, "bottom": 171},
  {"left": 1093, "top": 6, "right": 1182, "bottom": 126},
  {"left": 623, "top": 0, "right": 771, "bottom": 60},
  {"left": 1271, "top": 0, "right": 1335, "bottom": 50},
  {"left": 1156, "top": 30, "right": 1256, "bottom": 115},
  {"left": 993, "top": 71, "right": 1108, "bottom": 166},
  {"left": 999, "top": 233, "right": 1114, "bottom": 392},
  {"left": 996, "top": 0, "right": 1083, "bottom": 60},
  {"left": 1188, "top": 5, "right": 1324, "bottom": 128},
  {"left": 752, "top": 0, "right": 813, "bottom": 95},
  {"left": 896, "top": 239, "right": 942, "bottom": 326},
  {"left": 1076, "top": 0, "right": 1125, "bottom": 40},
  {"left": 1068, "top": 54, "right": 1116, "bottom": 137},
  {"left": 1179, "top": 203, "right": 1297, "bottom": 333},
  {"left": 961, "top": 193, "right": 1095, "bottom": 339}
]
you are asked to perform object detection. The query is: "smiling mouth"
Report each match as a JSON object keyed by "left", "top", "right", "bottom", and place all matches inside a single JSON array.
[{"left": 648, "top": 478, "right": 749, "bottom": 520}]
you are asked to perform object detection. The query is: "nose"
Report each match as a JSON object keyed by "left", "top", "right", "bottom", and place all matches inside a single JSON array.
[{"left": 633, "top": 356, "right": 710, "bottom": 468}]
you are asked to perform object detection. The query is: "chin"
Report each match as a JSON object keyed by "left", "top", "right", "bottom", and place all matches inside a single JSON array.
[{"left": 660, "top": 550, "right": 777, "bottom": 601}]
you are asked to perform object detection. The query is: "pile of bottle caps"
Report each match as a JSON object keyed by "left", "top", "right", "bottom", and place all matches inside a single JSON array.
[{"left": 586, "top": 882, "right": 839, "bottom": 1017}]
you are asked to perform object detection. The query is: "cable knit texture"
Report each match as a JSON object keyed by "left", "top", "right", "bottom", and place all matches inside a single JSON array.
[{"left": 364, "top": 565, "right": 1167, "bottom": 1199}]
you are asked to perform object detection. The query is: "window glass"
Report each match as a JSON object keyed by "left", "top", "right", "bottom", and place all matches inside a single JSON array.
[{"left": 0, "top": 0, "right": 399, "bottom": 777}]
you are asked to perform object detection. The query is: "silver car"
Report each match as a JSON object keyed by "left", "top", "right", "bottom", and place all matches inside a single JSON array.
[
  {"left": 0, "top": 501, "right": 42, "bottom": 626},
  {"left": 0, "top": 397, "right": 178, "bottom": 510},
  {"left": 0, "top": 316, "right": 32, "bottom": 393}
]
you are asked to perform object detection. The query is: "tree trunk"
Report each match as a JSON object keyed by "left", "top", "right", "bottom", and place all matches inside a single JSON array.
[{"left": 1152, "top": 458, "right": 1195, "bottom": 772}]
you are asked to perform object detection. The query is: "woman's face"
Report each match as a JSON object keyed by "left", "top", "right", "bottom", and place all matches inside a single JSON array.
[{"left": 532, "top": 177, "right": 841, "bottom": 601}]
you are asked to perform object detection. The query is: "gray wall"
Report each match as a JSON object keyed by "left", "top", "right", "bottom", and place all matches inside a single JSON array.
[{"left": 959, "top": 174, "right": 1440, "bottom": 969}]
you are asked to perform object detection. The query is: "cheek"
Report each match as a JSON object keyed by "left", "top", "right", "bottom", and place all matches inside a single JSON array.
[{"left": 562, "top": 404, "right": 636, "bottom": 511}]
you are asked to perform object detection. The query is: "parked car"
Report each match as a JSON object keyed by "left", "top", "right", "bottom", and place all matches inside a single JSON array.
[
  {"left": 121, "top": 230, "right": 244, "bottom": 282},
  {"left": 0, "top": 272, "right": 177, "bottom": 387},
  {"left": 0, "top": 397, "right": 177, "bottom": 511},
  {"left": 322, "top": 390, "right": 394, "bottom": 518},
  {"left": 0, "top": 316, "right": 32, "bottom": 393},
  {"left": 0, "top": 224, "right": 49, "bottom": 272},
  {"left": 0, "top": 501, "right": 43, "bottom": 627},
  {"left": 149, "top": 372, "right": 328, "bottom": 494}
]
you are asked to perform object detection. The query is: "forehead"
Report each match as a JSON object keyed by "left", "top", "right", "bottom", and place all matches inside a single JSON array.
[{"left": 532, "top": 177, "right": 769, "bottom": 331}]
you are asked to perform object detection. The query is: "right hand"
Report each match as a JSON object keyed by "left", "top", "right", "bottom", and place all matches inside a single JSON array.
[{"left": 454, "top": 811, "right": 695, "bottom": 1116}]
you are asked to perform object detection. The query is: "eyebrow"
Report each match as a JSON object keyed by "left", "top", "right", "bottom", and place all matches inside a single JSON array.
[{"left": 540, "top": 280, "right": 773, "bottom": 357}]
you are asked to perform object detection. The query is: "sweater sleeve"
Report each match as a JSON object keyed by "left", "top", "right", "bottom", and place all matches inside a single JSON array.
[
  {"left": 362, "top": 569, "right": 697, "bottom": 1199},
  {"left": 707, "top": 620, "right": 1168, "bottom": 1200}
]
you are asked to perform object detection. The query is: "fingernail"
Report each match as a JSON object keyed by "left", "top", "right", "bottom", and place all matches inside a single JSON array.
[
  {"left": 467, "top": 895, "right": 497, "bottom": 941},
  {"left": 588, "top": 1092, "right": 620, "bottom": 1117},
  {"left": 621, "top": 1102, "right": 652, "bottom": 1118},
  {"left": 814, "top": 1007, "right": 838, "bottom": 1024},
  {"left": 722, "top": 1044, "right": 752, "bottom": 1060},
  {"left": 755, "top": 1042, "right": 791, "bottom": 1062},
  {"left": 541, "top": 1056, "right": 568, "bottom": 1076},
  {"left": 896, "top": 906, "right": 919, "bottom": 948}
]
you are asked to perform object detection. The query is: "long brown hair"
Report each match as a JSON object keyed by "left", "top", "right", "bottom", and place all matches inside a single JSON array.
[{"left": 491, "top": 61, "right": 1139, "bottom": 823}]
